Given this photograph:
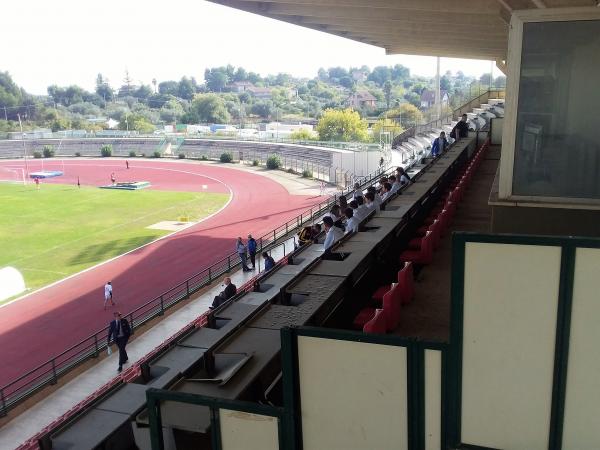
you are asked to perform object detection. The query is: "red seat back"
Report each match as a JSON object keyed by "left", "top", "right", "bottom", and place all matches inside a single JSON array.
[
  {"left": 382, "top": 288, "right": 400, "bottom": 331},
  {"left": 398, "top": 262, "right": 414, "bottom": 304},
  {"left": 420, "top": 231, "right": 434, "bottom": 264},
  {"left": 363, "top": 309, "right": 387, "bottom": 334}
]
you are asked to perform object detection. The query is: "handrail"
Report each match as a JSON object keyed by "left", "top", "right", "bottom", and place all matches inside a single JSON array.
[
  {"left": 392, "top": 89, "right": 505, "bottom": 148},
  {"left": 0, "top": 161, "right": 391, "bottom": 417}
]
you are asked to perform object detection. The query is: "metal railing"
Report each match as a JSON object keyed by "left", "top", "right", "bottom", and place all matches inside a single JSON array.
[
  {"left": 392, "top": 89, "right": 505, "bottom": 149},
  {"left": 0, "top": 162, "right": 390, "bottom": 418}
]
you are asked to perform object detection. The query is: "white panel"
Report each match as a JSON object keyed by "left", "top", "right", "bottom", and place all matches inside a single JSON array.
[
  {"left": 461, "top": 242, "right": 561, "bottom": 449},
  {"left": 219, "top": 409, "right": 279, "bottom": 450},
  {"left": 562, "top": 248, "right": 600, "bottom": 449},
  {"left": 298, "top": 336, "right": 408, "bottom": 450},
  {"left": 424, "top": 349, "right": 442, "bottom": 450}
]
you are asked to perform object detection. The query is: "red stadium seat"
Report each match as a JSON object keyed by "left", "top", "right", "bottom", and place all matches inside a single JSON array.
[
  {"left": 372, "top": 261, "right": 414, "bottom": 303},
  {"left": 363, "top": 309, "right": 387, "bottom": 334},
  {"left": 399, "top": 231, "right": 434, "bottom": 265},
  {"left": 353, "top": 289, "right": 398, "bottom": 331}
]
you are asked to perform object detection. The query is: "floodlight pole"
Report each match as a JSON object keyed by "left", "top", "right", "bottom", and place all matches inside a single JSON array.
[{"left": 17, "top": 113, "right": 29, "bottom": 181}]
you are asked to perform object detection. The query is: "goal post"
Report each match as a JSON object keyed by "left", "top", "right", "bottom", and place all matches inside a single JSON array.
[{"left": 0, "top": 167, "right": 26, "bottom": 185}]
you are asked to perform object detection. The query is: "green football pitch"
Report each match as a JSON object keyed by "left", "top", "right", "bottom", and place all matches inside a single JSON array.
[{"left": 0, "top": 183, "right": 229, "bottom": 298}]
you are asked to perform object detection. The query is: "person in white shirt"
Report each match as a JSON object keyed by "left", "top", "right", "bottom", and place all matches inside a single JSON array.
[
  {"left": 380, "top": 182, "right": 393, "bottom": 202},
  {"left": 104, "top": 281, "right": 115, "bottom": 310},
  {"left": 324, "top": 204, "right": 341, "bottom": 223},
  {"left": 396, "top": 167, "right": 412, "bottom": 186},
  {"left": 368, "top": 186, "right": 383, "bottom": 210},
  {"left": 323, "top": 216, "right": 344, "bottom": 251},
  {"left": 389, "top": 175, "right": 402, "bottom": 195},
  {"left": 364, "top": 192, "right": 377, "bottom": 214},
  {"left": 355, "top": 196, "right": 369, "bottom": 220},
  {"left": 349, "top": 200, "right": 364, "bottom": 222},
  {"left": 344, "top": 207, "right": 359, "bottom": 234}
]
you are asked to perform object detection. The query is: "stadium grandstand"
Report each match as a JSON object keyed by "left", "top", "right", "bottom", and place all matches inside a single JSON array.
[{"left": 1, "top": 2, "right": 600, "bottom": 450}]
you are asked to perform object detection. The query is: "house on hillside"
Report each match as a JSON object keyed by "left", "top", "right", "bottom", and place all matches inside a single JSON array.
[
  {"left": 228, "top": 81, "right": 254, "bottom": 93},
  {"left": 420, "top": 89, "right": 449, "bottom": 108},
  {"left": 247, "top": 86, "right": 272, "bottom": 100},
  {"left": 346, "top": 91, "right": 377, "bottom": 109}
]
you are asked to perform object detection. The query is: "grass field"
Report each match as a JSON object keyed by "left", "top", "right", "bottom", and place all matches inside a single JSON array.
[{"left": 0, "top": 183, "right": 229, "bottom": 298}]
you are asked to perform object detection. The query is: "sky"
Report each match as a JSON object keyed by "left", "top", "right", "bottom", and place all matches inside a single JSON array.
[{"left": 2, "top": 0, "right": 496, "bottom": 95}]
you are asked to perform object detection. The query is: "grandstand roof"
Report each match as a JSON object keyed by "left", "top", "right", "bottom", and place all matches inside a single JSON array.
[{"left": 207, "top": 0, "right": 597, "bottom": 61}]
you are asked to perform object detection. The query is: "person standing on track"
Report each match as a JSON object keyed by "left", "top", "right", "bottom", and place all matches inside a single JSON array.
[
  {"left": 104, "top": 281, "right": 115, "bottom": 309},
  {"left": 111, "top": 172, "right": 116, "bottom": 185},
  {"left": 247, "top": 234, "right": 257, "bottom": 270},
  {"left": 107, "top": 311, "right": 131, "bottom": 372},
  {"left": 125, "top": 160, "right": 129, "bottom": 169}
]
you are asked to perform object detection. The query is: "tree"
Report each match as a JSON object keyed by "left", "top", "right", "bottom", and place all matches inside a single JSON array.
[
  {"left": 368, "top": 66, "right": 392, "bottom": 87},
  {"left": 122, "top": 70, "right": 134, "bottom": 97},
  {"left": 404, "top": 91, "right": 421, "bottom": 108},
  {"left": 289, "top": 128, "right": 316, "bottom": 140},
  {"left": 387, "top": 104, "right": 423, "bottom": 128},
  {"left": 191, "top": 93, "right": 230, "bottom": 123},
  {"left": 479, "top": 73, "right": 492, "bottom": 87},
  {"left": 371, "top": 118, "right": 403, "bottom": 141},
  {"left": 316, "top": 108, "right": 369, "bottom": 142},
  {"left": 152, "top": 78, "right": 157, "bottom": 93},
  {"left": 133, "top": 85, "right": 153, "bottom": 100},
  {"left": 233, "top": 67, "right": 247, "bottom": 82},
  {"left": 178, "top": 77, "right": 196, "bottom": 100},
  {"left": 383, "top": 80, "right": 393, "bottom": 109},
  {"left": 160, "top": 99, "right": 185, "bottom": 123},
  {"left": 204, "top": 68, "right": 229, "bottom": 92},
  {"left": 95, "top": 73, "right": 114, "bottom": 102},
  {"left": 339, "top": 76, "right": 355, "bottom": 89},
  {"left": 158, "top": 80, "right": 179, "bottom": 96},
  {"left": 118, "top": 113, "right": 155, "bottom": 133},
  {"left": 494, "top": 75, "right": 506, "bottom": 88},
  {"left": 0, "top": 72, "right": 23, "bottom": 115},
  {"left": 440, "top": 75, "right": 452, "bottom": 91},
  {"left": 391, "top": 64, "right": 410, "bottom": 81},
  {"left": 250, "top": 100, "right": 273, "bottom": 119}
]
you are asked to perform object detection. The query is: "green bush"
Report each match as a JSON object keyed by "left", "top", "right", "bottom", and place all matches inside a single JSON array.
[
  {"left": 33, "top": 151, "right": 42, "bottom": 159},
  {"left": 266, "top": 155, "right": 281, "bottom": 170},
  {"left": 178, "top": 153, "right": 186, "bottom": 159},
  {"left": 128, "top": 151, "right": 136, "bottom": 157},
  {"left": 302, "top": 169, "right": 313, "bottom": 178},
  {"left": 74, "top": 152, "right": 81, "bottom": 157},
  {"left": 220, "top": 152, "right": 233, "bottom": 163},
  {"left": 200, "top": 155, "right": 208, "bottom": 161},
  {"left": 152, "top": 151, "right": 161, "bottom": 158},
  {"left": 286, "top": 168, "right": 295, "bottom": 174},
  {"left": 100, "top": 145, "right": 112, "bottom": 157},
  {"left": 252, "top": 159, "right": 259, "bottom": 166},
  {"left": 141, "top": 153, "right": 146, "bottom": 158},
  {"left": 43, "top": 145, "right": 55, "bottom": 158}
]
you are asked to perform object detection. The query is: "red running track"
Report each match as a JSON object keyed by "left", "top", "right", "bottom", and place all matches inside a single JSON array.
[{"left": 0, "top": 159, "right": 325, "bottom": 388}]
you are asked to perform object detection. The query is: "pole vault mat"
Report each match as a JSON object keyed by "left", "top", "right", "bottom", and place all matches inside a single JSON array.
[
  {"left": 99, "top": 181, "right": 151, "bottom": 190},
  {"left": 29, "top": 171, "right": 64, "bottom": 179}
]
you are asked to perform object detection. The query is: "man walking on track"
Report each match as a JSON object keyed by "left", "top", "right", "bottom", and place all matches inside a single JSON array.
[
  {"left": 111, "top": 172, "right": 116, "bottom": 185},
  {"left": 126, "top": 160, "right": 129, "bottom": 169},
  {"left": 107, "top": 312, "right": 131, "bottom": 372},
  {"left": 247, "top": 234, "right": 257, "bottom": 270},
  {"left": 104, "top": 281, "right": 115, "bottom": 309}
]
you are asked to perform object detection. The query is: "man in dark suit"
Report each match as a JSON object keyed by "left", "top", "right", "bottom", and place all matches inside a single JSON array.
[
  {"left": 107, "top": 312, "right": 131, "bottom": 372},
  {"left": 211, "top": 277, "right": 236, "bottom": 309}
]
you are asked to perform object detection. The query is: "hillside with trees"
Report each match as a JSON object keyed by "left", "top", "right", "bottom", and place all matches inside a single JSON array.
[{"left": 0, "top": 65, "right": 505, "bottom": 139}]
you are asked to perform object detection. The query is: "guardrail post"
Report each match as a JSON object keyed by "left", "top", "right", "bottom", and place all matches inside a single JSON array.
[
  {"left": 0, "top": 389, "right": 6, "bottom": 417},
  {"left": 273, "top": 229, "right": 276, "bottom": 242},
  {"left": 227, "top": 256, "right": 231, "bottom": 272},
  {"left": 208, "top": 268, "right": 212, "bottom": 283},
  {"left": 159, "top": 296, "right": 164, "bottom": 316},
  {"left": 50, "top": 360, "right": 57, "bottom": 385},
  {"left": 286, "top": 222, "right": 288, "bottom": 235},
  {"left": 129, "top": 314, "right": 134, "bottom": 335},
  {"left": 93, "top": 334, "right": 99, "bottom": 357},
  {"left": 186, "top": 280, "right": 190, "bottom": 298}
]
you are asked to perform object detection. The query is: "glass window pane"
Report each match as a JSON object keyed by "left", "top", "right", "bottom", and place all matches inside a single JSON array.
[{"left": 512, "top": 20, "right": 600, "bottom": 200}]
